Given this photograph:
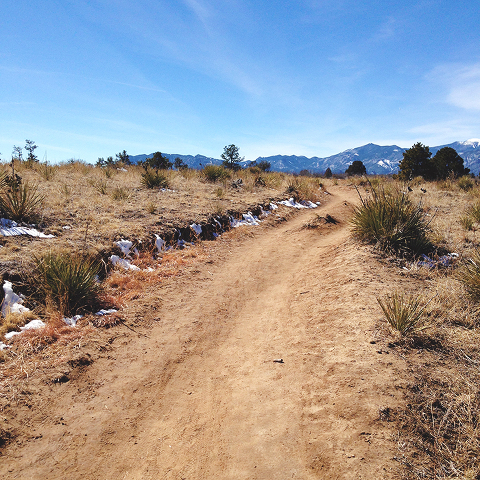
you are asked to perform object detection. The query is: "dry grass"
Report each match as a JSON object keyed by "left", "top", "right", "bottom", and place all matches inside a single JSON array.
[
  {"left": 348, "top": 178, "right": 480, "bottom": 478},
  {"left": 3, "top": 164, "right": 480, "bottom": 478}
]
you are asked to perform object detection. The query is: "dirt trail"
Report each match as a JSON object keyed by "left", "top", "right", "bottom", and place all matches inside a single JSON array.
[{"left": 1, "top": 186, "right": 406, "bottom": 479}]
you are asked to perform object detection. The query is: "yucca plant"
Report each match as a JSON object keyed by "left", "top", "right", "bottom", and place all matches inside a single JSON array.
[
  {"left": 140, "top": 169, "right": 169, "bottom": 189},
  {"left": 377, "top": 291, "right": 431, "bottom": 336},
  {"left": 457, "top": 250, "right": 480, "bottom": 302},
  {"left": 0, "top": 180, "right": 44, "bottom": 222},
  {"left": 467, "top": 202, "right": 480, "bottom": 223},
  {"left": 37, "top": 162, "right": 56, "bottom": 181},
  {"left": 351, "top": 185, "right": 432, "bottom": 255},
  {"left": 202, "top": 165, "right": 230, "bottom": 183},
  {"left": 33, "top": 252, "right": 102, "bottom": 316},
  {"left": 111, "top": 186, "right": 129, "bottom": 200},
  {"left": 458, "top": 175, "right": 474, "bottom": 192}
]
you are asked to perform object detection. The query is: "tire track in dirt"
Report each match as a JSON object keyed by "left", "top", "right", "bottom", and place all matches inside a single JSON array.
[{"left": 1, "top": 186, "right": 406, "bottom": 479}]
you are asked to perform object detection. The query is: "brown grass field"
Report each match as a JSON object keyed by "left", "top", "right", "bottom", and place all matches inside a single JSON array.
[{"left": 1, "top": 161, "right": 480, "bottom": 479}]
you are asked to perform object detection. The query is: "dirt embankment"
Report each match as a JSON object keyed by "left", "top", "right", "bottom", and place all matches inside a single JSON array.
[{"left": 1, "top": 186, "right": 409, "bottom": 479}]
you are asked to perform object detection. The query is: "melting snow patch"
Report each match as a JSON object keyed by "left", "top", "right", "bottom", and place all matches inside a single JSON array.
[
  {"left": 231, "top": 212, "right": 260, "bottom": 228},
  {"left": 110, "top": 255, "right": 140, "bottom": 271},
  {"left": 2, "top": 281, "right": 30, "bottom": 316},
  {"left": 155, "top": 235, "right": 166, "bottom": 253},
  {"left": 0, "top": 218, "right": 54, "bottom": 238},
  {"left": 417, "top": 253, "right": 458, "bottom": 269},
  {"left": 278, "top": 198, "right": 318, "bottom": 209},
  {"left": 0, "top": 341, "right": 9, "bottom": 350},
  {"left": 64, "top": 315, "right": 83, "bottom": 326},
  {"left": 96, "top": 309, "right": 117, "bottom": 316},
  {"left": 191, "top": 224, "right": 202, "bottom": 235},
  {"left": 4, "top": 319, "right": 46, "bottom": 340},
  {"left": 116, "top": 239, "right": 134, "bottom": 256},
  {"left": 269, "top": 203, "right": 278, "bottom": 210}
]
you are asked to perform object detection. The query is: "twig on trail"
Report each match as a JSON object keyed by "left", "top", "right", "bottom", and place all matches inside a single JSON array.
[{"left": 116, "top": 317, "right": 149, "bottom": 338}]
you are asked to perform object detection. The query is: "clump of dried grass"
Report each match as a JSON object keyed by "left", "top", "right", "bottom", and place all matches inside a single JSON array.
[
  {"left": 31, "top": 251, "right": 102, "bottom": 316},
  {"left": 0, "top": 311, "right": 38, "bottom": 338},
  {"left": 377, "top": 291, "right": 431, "bottom": 336},
  {"left": 396, "top": 369, "right": 480, "bottom": 480},
  {"left": 351, "top": 185, "right": 433, "bottom": 255},
  {"left": 285, "top": 177, "right": 321, "bottom": 202}
]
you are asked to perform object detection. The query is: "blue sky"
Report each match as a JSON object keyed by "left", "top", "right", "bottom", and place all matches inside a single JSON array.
[{"left": 1, "top": 0, "right": 479, "bottom": 163}]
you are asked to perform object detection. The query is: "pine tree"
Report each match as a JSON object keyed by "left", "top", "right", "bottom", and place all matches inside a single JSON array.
[{"left": 398, "top": 143, "right": 433, "bottom": 181}]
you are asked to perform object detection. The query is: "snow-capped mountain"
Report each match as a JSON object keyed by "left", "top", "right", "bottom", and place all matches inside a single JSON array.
[{"left": 130, "top": 139, "right": 480, "bottom": 175}]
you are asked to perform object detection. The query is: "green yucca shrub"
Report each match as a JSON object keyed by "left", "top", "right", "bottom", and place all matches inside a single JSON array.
[
  {"left": 0, "top": 180, "right": 44, "bottom": 222},
  {"left": 140, "top": 170, "right": 169, "bottom": 189},
  {"left": 33, "top": 252, "right": 102, "bottom": 316},
  {"left": 377, "top": 291, "right": 430, "bottom": 336},
  {"left": 351, "top": 186, "right": 432, "bottom": 255},
  {"left": 467, "top": 202, "right": 480, "bottom": 223},
  {"left": 202, "top": 165, "right": 230, "bottom": 183},
  {"left": 458, "top": 175, "right": 474, "bottom": 192},
  {"left": 457, "top": 250, "right": 480, "bottom": 302}
]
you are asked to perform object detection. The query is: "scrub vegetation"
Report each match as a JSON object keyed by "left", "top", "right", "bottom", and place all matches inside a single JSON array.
[{"left": 1, "top": 154, "right": 480, "bottom": 478}]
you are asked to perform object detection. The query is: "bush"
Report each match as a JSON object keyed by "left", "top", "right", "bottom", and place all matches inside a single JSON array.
[
  {"left": 32, "top": 252, "right": 102, "bottom": 316},
  {"left": 202, "top": 165, "right": 230, "bottom": 183},
  {"left": 377, "top": 291, "right": 430, "bottom": 336},
  {"left": 467, "top": 201, "right": 480, "bottom": 223},
  {"left": 351, "top": 186, "right": 432, "bottom": 255},
  {"left": 458, "top": 175, "right": 474, "bottom": 191},
  {"left": 111, "top": 186, "right": 130, "bottom": 200},
  {"left": 140, "top": 170, "right": 169, "bottom": 189},
  {"left": 0, "top": 180, "right": 44, "bottom": 222},
  {"left": 457, "top": 250, "right": 480, "bottom": 302}
]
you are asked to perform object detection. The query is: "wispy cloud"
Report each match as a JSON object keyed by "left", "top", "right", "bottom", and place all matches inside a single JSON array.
[
  {"left": 408, "top": 118, "right": 480, "bottom": 145},
  {"left": 432, "top": 63, "right": 480, "bottom": 111}
]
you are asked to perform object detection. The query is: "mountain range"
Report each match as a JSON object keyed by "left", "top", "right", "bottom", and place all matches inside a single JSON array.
[{"left": 130, "top": 139, "right": 480, "bottom": 175}]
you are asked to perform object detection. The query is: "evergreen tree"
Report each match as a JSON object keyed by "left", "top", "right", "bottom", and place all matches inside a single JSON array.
[
  {"left": 174, "top": 157, "right": 188, "bottom": 170},
  {"left": 256, "top": 160, "right": 271, "bottom": 172},
  {"left": 432, "top": 147, "right": 469, "bottom": 179},
  {"left": 221, "top": 144, "right": 243, "bottom": 171},
  {"left": 25, "top": 139, "right": 38, "bottom": 163},
  {"left": 144, "top": 152, "right": 172, "bottom": 171},
  {"left": 324, "top": 167, "right": 332, "bottom": 178},
  {"left": 399, "top": 142, "right": 433, "bottom": 180},
  {"left": 116, "top": 150, "right": 131, "bottom": 165},
  {"left": 345, "top": 160, "right": 366, "bottom": 176}
]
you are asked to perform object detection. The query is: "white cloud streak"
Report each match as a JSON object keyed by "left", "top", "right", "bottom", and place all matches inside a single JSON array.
[{"left": 432, "top": 63, "right": 480, "bottom": 111}]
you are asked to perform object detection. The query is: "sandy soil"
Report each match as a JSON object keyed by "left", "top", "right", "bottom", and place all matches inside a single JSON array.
[{"left": 0, "top": 186, "right": 409, "bottom": 479}]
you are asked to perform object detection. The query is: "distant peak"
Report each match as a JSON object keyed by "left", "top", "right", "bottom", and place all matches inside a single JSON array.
[{"left": 462, "top": 138, "right": 480, "bottom": 146}]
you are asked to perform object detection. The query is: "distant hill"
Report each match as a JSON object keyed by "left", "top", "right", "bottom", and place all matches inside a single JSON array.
[{"left": 131, "top": 139, "right": 480, "bottom": 175}]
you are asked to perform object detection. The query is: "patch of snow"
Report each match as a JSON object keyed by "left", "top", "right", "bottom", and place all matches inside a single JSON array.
[
  {"left": 109, "top": 255, "right": 140, "bottom": 271},
  {"left": 64, "top": 315, "right": 83, "bottom": 326},
  {"left": 95, "top": 309, "right": 117, "bottom": 316},
  {"left": 177, "top": 239, "right": 192, "bottom": 248},
  {"left": 278, "top": 198, "right": 318, "bottom": 209},
  {"left": 155, "top": 235, "right": 165, "bottom": 252},
  {"left": 4, "top": 319, "right": 46, "bottom": 340},
  {"left": 0, "top": 341, "right": 9, "bottom": 350},
  {"left": 190, "top": 224, "right": 202, "bottom": 235},
  {"left": 116, "top": 239, "right": 134, "bottom": 256},
  {"left": 0, "top": 218, "right": 55, "bottom": 238},
  {"left": 231, "top": 212, "right": 261, "bottom": 228},
  {"left": 463, "top": 138, "right": 480, "bottom": 146},
  {"left": 62, "top": 226, "right": 71, "bottom": 230},
  {"left": 2, "top": 281, "right": 30, "bottom": 316},
  {"left": 269, "top": 203, "right": 278, "bottom": 210}
]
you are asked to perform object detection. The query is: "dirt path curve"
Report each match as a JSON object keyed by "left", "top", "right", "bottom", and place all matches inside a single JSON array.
[{"left": 1, "top": 186, "right": 406, "bottom": 479}]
